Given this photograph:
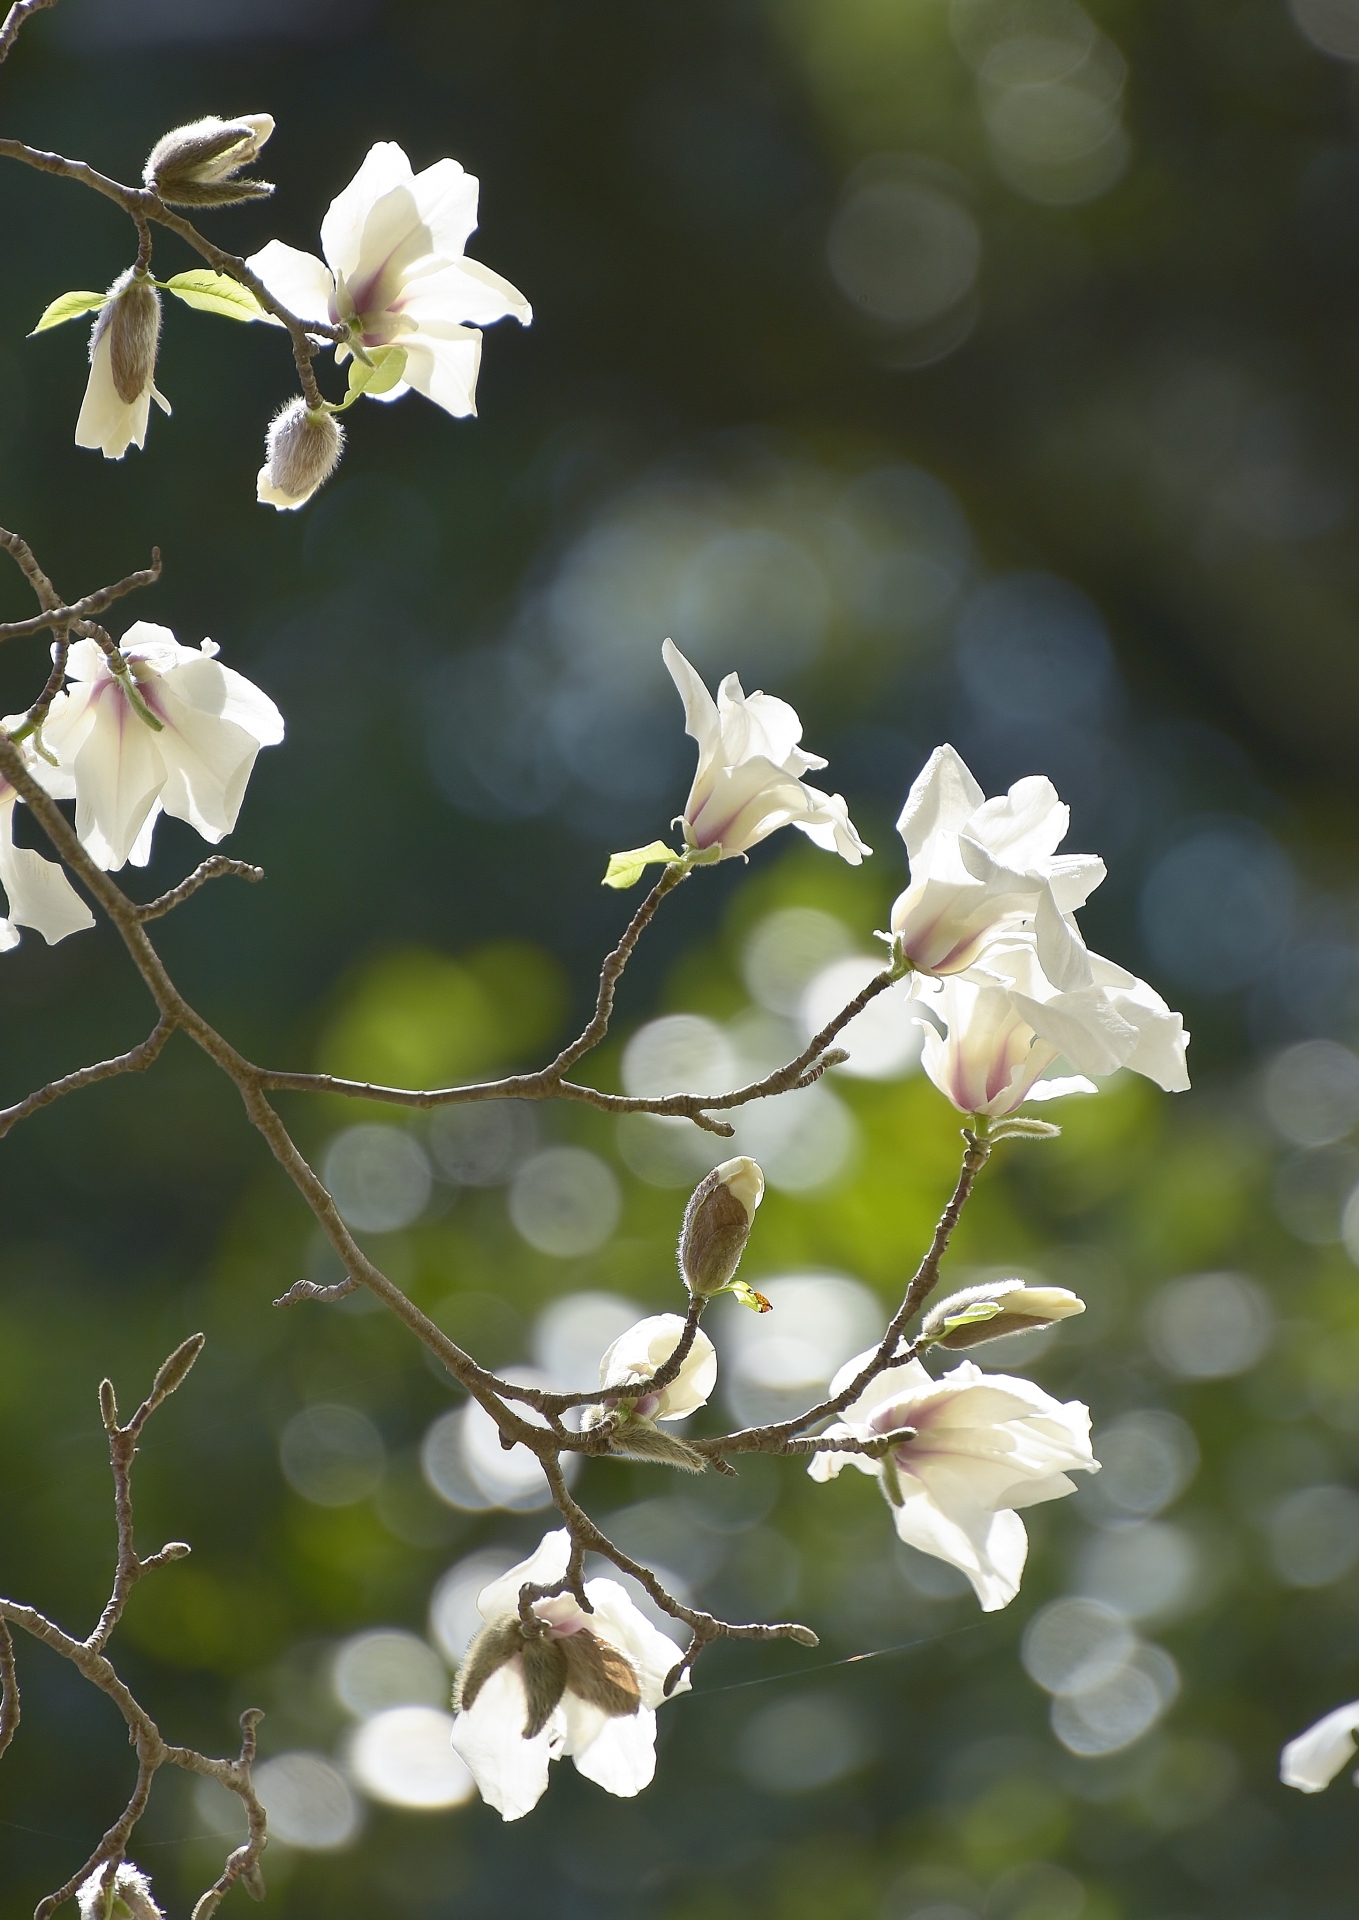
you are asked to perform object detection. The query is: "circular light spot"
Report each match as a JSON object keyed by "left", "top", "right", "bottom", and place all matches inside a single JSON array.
[
  {"left": 532, "top": 1290, "right": 643, "bottom": 1389},
  {"left": 279, "top": 1404, "right": 384, "bottom": 1507},
  {"left": 1021, "top": 1596, "right": 1135, "bottom": 1695},
  {"left": 616, "top": 1112, "right": 717, "bottom": 1188},
  {"left": 731, "top": 1082, "right": 857, "bottom": 1193},
  {"left": 1076, "top": 1520, "right": 1200, "bottom": 1622},
  {"left": 429, "top": 1549, "right": 520, "bottom": 1665},
  {"left": 1274, "top": 1144, "right": 1359, "bottom": 1244},
  {"left": 427, "top": 1100, "right": 537, "bottom": 1186},
  {"left": 721, "top": 1273, "right": 884, "bottom": 1427},
  {"left": 253, "top": 1752, "right": 361, "bottom": 1850},
  {"left": 828, "top": 177, "right": 980, "bottom": 327},
  {"left": 322, "top": 1125, "right": 432, "bottom": 1233},
  {"left": 1146, "top": 1272, "right": 1274, "bottom": 1379},
  {"left": 508, "top": 1147, "right": 621, "bottom": 1257},
  {"left": 1289, "top": 0, "right": 1359, "bottom": 59},
  {"left": 1267, "top": 1484, "right": 1359, "bottom": 1587},
  {"left": 676, "top": 529, "right": 831, "bottom": 677},
  {"left": 742, "top": 908, "right": 856, "bottom": 1017},
  {"left": 1139, "top": 827, "right": 1295, "bottom": 993},
  {"left": 420, "top": 1407, "right": 492, "bottom": 1512},
  {"left": 737, "top": 1692, "right": 872, "bottom": 1793},
  {"left": 801, "top": 957, "right": 921, "bottom": 1080},
  {"left": 1263, "top": 1040, "right": 1359, "bottom": 1147},
  {"left": 348, "top": 1706, "right": 474, "bottom": 1810},
  {"left": 332, "top": 1630, "right": 448, "bottom": 1719},
  {"left": 622, "top": 1015, "right": 736, "bottom": 1098},
  {"left": 955, "top": 573, "right": 1114, "bottom": 724},
  {"left": 1087, "top": 1410, "right": 1199, "bottom": 1518},
  {"left": 460, "top": 1367, "right": 577, "bottom": 1509},
  {"left": 1049, "top": 1644, "right": 1178, "bottom": 1756}
]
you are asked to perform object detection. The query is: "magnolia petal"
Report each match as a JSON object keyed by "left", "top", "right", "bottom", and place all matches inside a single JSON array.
[
  {"left": 1281, "top": 1700, "right": 1359, "bottom": 1793},
  {"left": 450, "top": 1663, "right": 556, "bottom": 1820},
  {"left": 404, "top": 256, "right": 532, "bottom": 329},
  {"left": 894, "top": 1491, "right": 1029, "bottom": 1611},
  {"left": 74, "top": 325, "right": 150, "bottom": 460},
  {"left": 476, "top": 1530, "right": 574, "bottom": 1625},
  {"left": 400, "top": 326, "right": 484, "bottom": 419},
  {"left": 70, "top": 686, "right": 166, "bottom": 871},
  {"left": 895, "top": 744, "right": 986, "bottom": 861},
  {"left": 582, "top": 1578, "right": 687, "bottom": 1709},
  {"left": 567, "top": 1703, "right": 658, "bottom": 1798},
  {"left": 243, "top": 240, "right": 335, "bottom": 329},
  {"left": 598, "top": 1314, "right": 718, "bottom": 1420},
  {"left": 320, "top": 141, "right": 420, "bottom": 283},
  {"left": 0, "top": 801, "right": 93, "bottom": 944}
]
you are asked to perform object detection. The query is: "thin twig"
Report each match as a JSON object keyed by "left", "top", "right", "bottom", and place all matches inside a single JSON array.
[
  {"left": 135, "top": 857, "right": 264, "bottom": 922},
  {"left": 0, "top": 1018, "right": 176, "bottom": 1141},
  {"left": 0, "top": 551, "right": 161, "bottom": 642},
  {"left": 0, "top": 1620, "right": 17, "bottom": 1759},
  {"left": 0, "top": 0, "right": 58, "bottom": 67}
]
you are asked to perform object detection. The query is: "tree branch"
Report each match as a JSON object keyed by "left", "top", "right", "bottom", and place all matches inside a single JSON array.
[
  {"left": 0, "top": 1018, "right": 176, "bottom": 1141},
  {"left": 0, "top": 551, "right": 162, "bottom": 642},
  {"left": 134, "top": 856, "right": 264, "bottom": 923}
]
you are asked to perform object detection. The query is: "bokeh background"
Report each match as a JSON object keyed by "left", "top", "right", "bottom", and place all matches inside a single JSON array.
[{"left": 5, "top": 0, "right": 1359, "bottom": 1913}]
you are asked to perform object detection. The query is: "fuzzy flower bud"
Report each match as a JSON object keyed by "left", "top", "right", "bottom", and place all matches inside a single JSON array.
[
  {"left": 76, "top": 1862, "right": 164, "bottom": 1920},
  {"left": 76, "top": 271, "right": 169, "bottom": 460},
  {"left": 921, "top": 1278, "right": 1086, "bottom": 1350},
  {"left": 678, "top": 1156, "right": 765, "bottom": 1301},
  {"left": 256, "top": 399, "right": 343, "bottom": 511},
  {"left": 143, "top": 114, "right": 275, "bottom": 207}
]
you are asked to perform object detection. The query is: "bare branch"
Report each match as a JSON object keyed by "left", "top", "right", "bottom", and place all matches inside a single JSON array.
[
  {"left": 0, "top": 1620, "right": 17, "bottom": 1759},
  {"left": 273, "top": 1274, "right": 360, "bottom": 1307},
  {"left": 0, "top": 551, "right": 162, "bottom": 643},
  {"left": 135, "top": 856, "right": 264, "bottom": 923},
  {"left": 0, "top": 1018, "right": 176, "bottom": 1141},
  {"left": 0, "top": 0, "right": 58, "bottom": 67}
]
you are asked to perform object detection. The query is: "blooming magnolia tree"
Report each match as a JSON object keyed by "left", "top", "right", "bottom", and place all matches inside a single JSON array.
[{"left": 0, "top": 4, "right": 1196, "bottom": 1914}]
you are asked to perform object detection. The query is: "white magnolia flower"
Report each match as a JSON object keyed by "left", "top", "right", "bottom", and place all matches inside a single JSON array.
[
  {"left": 75, "top": 271, "right": 171, "bottom": 461},
  {"left": 41, "top": 624, "right": 284, "bottom": 871},
  {"left": 891, "top": 745, "right": 1103, "bottom": 981},
  {"left": 0, "top": 732, "right": 93, "bottom": 951},
  {"left": 1281, "top": 1700, "right": 1359, "bottom": 1793},
  {"left": 913, "top": 934, "right": 1189, "bottom": 1118},
  {"left": 246, "top": 141, "right": 530, "bottom": 422},
  {"left": 77, "top": 1861, "right": 163, "bottom": 1920},
  {"left": 451, "top": 1529, "right": 687, "bottom": 1820},
  {"left": 663, "top": 639, "right": 869, "bottom": 865},
  {"left": 808, "top": 1351, "right": 1098, "bottom": 1610},
  {"left": 591, "top": 1313, "right": 718, "bottom": 1421}
]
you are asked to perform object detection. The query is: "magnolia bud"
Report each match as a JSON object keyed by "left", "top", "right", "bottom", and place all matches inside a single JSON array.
[
  {"left": 678, "top": 1156, "right": 764, "bottom": 1296},
  {"left": 921, "top": 1278, "right": 1085, "bottom": 1350},
  {"left": 93, "top": 273, "right": 161, "bottom": 406},
  {"left": 76, "top": 1863, "right": 164, "bottom": 1920},
  {"left": 256, "top": 400, "right": 344, "bottom": 511},
  {"left": 143, "top": 114, "right": 275, "bottom": 207}
]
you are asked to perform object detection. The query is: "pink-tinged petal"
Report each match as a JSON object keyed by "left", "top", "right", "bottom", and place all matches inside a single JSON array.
[
  {"left": 70, "top": 684, "right": 166, "bottom": 871},
  {"left": 450, "top": 1664, "right": 556, "bottom": 1820},
  {"left": 476, "top": 1530, "right": 574, "bottom": 1625},
  {"left": 320, "top": 142, "right": 418, "bottom": 282}
]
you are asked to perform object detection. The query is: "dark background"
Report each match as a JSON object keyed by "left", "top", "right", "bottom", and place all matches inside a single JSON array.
[{"left": 4, "top": 0, "right": 1359, "bottom": 1915}]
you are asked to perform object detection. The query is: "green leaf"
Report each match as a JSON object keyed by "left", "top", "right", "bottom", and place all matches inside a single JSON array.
[
  {"left": 347, "top": 343, "right": 408, "bottom": 398},
  {"left": 602, "top": 841, "right": 681, "bottom": 889},
  {"left": 728, "top": 1280, "right": 772, "bottom": 1314},
  {"left": 934, "top": 1300, "right": 1002, "bottom": 1338},
  {"left": 29, "top": 290, "right": 108, "bottom": 335},
  {"left": 163, "top": 270, "right": 264, "bottom": 321}
]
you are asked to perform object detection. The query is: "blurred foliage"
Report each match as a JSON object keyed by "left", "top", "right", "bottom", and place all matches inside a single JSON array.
[{"left": 6, "top": 0, "right": 1359, "bottom": 1918}]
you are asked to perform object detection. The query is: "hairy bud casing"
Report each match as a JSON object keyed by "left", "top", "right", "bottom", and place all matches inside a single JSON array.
[
  {"left": 600, "top": 1418, "right": 708, "bottom": 1473},
  {"left": 452, "top": 1616, "right": 524, "bottom": 1715},
  {"left": 93, "top": 275, "right": 161, "bottom": 406},
  {"left": 921, "top": 1278, "right": 1086, "bottom": 1350},
  {"left": 143, "top": 114, "right": 275, "bottom": 207},
  {"left": 678, "top": 1155, "right": 764, "bottom": 1296},
  {"left": 256, "top": 400, "right": 344, "bottom": 511},
  {"left": 519, "top": 1633, "right": 570, "bottom": 1738},
  {"left": 76, "top": 1862, "right": 164, "bottom": 1920},
  {"left": 559, "top": 1629, "right": 642, "bottom": 1717}
]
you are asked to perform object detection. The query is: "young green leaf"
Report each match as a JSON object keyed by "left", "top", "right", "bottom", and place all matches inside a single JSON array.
[
  {"left": 346, "top": 343, "right": 408, "bottom": 398},
  {"left": 602, "top": 842, "right": 681, "bottom": 889},
  {"left": 29, "top": 290, "right": 108, "bottom": 335},
  {"left": 163, "top": 270, "right": 264, "bottom": 321}
]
